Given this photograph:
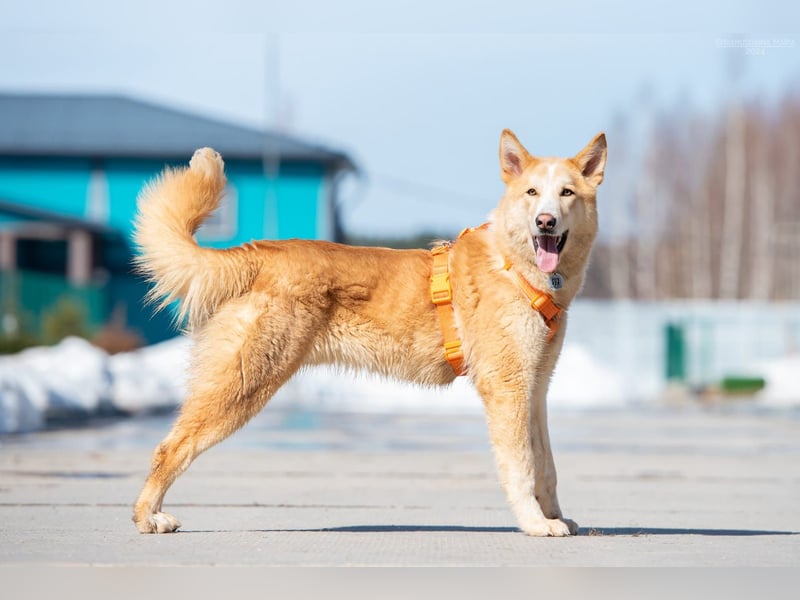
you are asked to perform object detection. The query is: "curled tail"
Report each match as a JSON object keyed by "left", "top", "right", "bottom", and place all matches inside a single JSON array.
[{"left": 133, "top": 148, "right": 259, "bottom": 330}]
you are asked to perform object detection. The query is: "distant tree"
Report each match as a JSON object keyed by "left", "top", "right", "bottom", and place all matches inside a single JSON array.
[{"left": 585, "top": 89, "right": 800, "bottom": 301}]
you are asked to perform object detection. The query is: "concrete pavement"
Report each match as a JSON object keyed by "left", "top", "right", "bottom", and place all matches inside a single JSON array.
[{"left": 0, "top": 406, "right": 798, "bottom": 566}]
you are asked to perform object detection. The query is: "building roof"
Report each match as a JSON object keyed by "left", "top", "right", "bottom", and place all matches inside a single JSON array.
[
  {"left": 0, "top": 199, "right": 122, "bottom": 238},
  {"left": 0, "top": 93, "right": 354, "bottom": 171}
]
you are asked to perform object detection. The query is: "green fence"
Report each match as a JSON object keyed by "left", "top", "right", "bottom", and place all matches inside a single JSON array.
[{"left": 0, "top": 270, "right": 105, "bottom": 339}]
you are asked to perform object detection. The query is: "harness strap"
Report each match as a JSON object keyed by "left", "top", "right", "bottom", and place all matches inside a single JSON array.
[
  {"left": 429, "top": 223, "right": 563, "bottom": 376},
  {"left": 502, "top": 261, "right": 563, "bottom": 341},
  {"left": 430, "top": 244, "right": 466, "bottom": 376}
]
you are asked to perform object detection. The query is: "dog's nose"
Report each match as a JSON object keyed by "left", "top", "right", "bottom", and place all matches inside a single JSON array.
[{"left": 536, "top": 213, "right": 557, "bottom": 232}]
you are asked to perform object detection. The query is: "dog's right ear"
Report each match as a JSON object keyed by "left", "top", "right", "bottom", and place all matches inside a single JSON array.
[
  {"left": 574, "top": 132, "right": 607, "bottom": 188},
  {"left": 499, "top": 129, "right": 531, "bottom": 184}
]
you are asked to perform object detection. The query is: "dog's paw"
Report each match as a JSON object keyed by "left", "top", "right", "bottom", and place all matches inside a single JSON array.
[
  {"left": 133, "top": 511, "right": 182, "bottom": 534},
  {"left": 562, "top": 518, "right": 580, "bottom": 535},
  {"left": 189, "top": 147, "right": 224, "bottom": 180},
  {"left": 521, "top": 518, "right": 574, "bottom": 537}
]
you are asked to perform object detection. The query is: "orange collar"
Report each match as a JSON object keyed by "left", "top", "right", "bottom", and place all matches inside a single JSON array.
[{"left": 430, "top": 224, "right": 563, "bottom": 376}]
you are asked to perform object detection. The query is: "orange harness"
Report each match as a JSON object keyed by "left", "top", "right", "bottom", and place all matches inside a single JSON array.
[{"left": 430, "top": 225, "right": 563, "bottom": 376}]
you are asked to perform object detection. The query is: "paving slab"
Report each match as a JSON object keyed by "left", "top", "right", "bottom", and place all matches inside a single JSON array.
[{"left": 0, "top": 407, "right": 798, "bottom": 566}]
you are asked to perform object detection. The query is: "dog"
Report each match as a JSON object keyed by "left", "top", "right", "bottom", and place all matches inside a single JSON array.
[{"left": 131, "top": 129, "right": 606, "bottom": 536}]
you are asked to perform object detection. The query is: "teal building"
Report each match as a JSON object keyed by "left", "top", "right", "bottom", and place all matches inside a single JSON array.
[{"left": 0, "top": 94, "right": 354, "bottom": 344}]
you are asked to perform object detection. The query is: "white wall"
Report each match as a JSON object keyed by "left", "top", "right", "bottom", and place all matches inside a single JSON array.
[{"left": 565, "top": 300, "right": 800, "bottom": 401}]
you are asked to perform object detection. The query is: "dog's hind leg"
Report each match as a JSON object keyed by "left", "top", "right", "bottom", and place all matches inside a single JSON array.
[
  {"left": 474, "top": 358, "right": 574, "bottom": 537},
  {"left": 132, "top": 296, "right": 316, "bottom": 533}
]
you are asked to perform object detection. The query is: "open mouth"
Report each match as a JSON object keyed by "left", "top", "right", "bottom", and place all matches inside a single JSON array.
[{"left": 532, "top": 231, "right": 568, "bottom": 273}]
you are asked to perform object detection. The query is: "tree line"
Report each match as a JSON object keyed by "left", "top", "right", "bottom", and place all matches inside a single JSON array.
[{"left": 586, "top": 90, "right": 800, "bottom": 300}]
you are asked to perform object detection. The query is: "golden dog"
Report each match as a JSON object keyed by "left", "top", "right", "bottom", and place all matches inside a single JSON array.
[{"left": 132, "top": 130, "right": 606, "bottom": 536}]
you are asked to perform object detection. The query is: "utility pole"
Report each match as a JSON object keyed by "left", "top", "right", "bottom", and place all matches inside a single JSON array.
[{"left": 263, "top": 34, "right": 281, "bottom": 240}]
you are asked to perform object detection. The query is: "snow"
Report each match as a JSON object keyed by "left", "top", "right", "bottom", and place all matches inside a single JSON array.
[
  {"left": 549, "top": 345, "right": 627, "bottom": 409},
  {"left": 756, "top": 356, "right": 800, "bottom": 408},
  {"left": 0, "top": 337, "right": 110, "bottom": 433},
  {"left": 2, "top": 298, "right": 799, "bottom": 433},
  {"left": 0, "top": 335, "right": 630, "bottom": 434},
  {"left": 107, "top": 336, "right": 191, "bottom": 414}
]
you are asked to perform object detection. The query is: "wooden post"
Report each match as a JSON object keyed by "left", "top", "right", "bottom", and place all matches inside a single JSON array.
[
  {"left": 0, "top": 231, "right": 16, "bottom": 272},
  {"left": 67, "top": 229, "right": 92, "bottom": 286}
]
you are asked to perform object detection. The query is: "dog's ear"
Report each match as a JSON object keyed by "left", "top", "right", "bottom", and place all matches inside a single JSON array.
[
  {"left": 574, "top": 133, "right": 607, "bottom": 187},
  {"left": 499, "top": 129, "right": 532, "bottom": 184}
]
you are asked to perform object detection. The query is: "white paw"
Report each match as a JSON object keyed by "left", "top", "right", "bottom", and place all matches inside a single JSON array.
[
  {"left": 189, "top": 147, "right": 224, "bottom": 179},
  {"left": 521, "top": 518, "right": 574, "bottom": 537},
  {"left": 134, "top": 511, "right": 182, "bottom": 534}
]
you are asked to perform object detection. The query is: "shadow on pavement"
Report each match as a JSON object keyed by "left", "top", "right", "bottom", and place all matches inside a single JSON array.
[
  {"left": 186, "top": 525, "right": 798, "bottom": 536},
  {"left": 582, "top": 526, "right": 798, "bottom": 537}
]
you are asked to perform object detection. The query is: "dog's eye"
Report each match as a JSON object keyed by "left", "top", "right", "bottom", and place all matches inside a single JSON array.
[
  {"left": 526, "top": 188, "right": 537, "bottom": 196},
  {"left": 561, "top": 188, "right": 574, "bottom": 197}
]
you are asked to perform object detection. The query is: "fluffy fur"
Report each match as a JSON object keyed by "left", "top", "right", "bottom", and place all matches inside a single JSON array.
[{"left": 132, "top": 130, "right": 607, "bottom": 536}]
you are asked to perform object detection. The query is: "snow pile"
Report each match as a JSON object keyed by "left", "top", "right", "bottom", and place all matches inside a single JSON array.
[
  {"left": 274, "top": 367, "right": 484, "bottom": 414},
  {"left": 107, "top": 336, "right": 191, "bottom": 414},
  {"left": 3, "top": 332, "right": 796, "bottom": 434},
  {"left": 756, "top": 355, "right": 800, "bottom": 408},
  {"left": 224, "top": 343, "right": 627, "bottom": 413},
  {"left": 549, "top": 345, "right": 627, "bottom": 408},
  {"left": 0, "top": 335, "right": 632, "bottom": 434},
  {"left": 0, "top": 336, "right": 191, "bottom": 434},
  {"left": 0, "top": 338, "right": 111, "bottom": 433}
]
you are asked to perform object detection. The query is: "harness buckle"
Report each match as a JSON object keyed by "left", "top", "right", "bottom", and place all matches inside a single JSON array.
[
  {"left": 430, "top": 272, "right": 452, "bottom": 304},
  {"left": 443, "top": 339, "right": 464, "bottom": 362},
  {"left": 530, "top": 294, "right": 561, "bottom": 322}
]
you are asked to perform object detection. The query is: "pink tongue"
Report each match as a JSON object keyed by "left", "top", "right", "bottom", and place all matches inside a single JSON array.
[{"left": 535, "top": 236, "right": 560, "bottom": 273}]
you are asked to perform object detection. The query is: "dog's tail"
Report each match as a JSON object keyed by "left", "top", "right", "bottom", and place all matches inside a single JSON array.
[{"left": 133, "top": 148, "right": 259, "bottom": 330}]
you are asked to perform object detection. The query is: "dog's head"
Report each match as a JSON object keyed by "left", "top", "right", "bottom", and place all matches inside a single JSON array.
[{"left": 493, "top": 130, "right": 606, "bottom": 275}]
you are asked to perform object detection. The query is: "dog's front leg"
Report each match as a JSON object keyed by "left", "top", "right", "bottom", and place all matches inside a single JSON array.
[
  {"left": 530, "top": 379, "right": 579, "bottom": 535},
  {"left": 528, "top": 322, "right": 578, "bottom": 535},
  {"left": 475, "top": 371, "right": 573, "bottom": 537}
]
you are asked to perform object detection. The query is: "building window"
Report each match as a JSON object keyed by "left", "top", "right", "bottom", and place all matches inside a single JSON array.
[{"left": 197, "top": 184, "right": 238, "bottom": 241}]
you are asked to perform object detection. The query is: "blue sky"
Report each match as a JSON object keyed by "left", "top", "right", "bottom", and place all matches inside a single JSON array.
[{"left": 2, "top": 2, "right": 799, "bottom": 235}]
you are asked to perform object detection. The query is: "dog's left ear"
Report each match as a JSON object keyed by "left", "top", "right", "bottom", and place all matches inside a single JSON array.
[
  {"left": 499, "top": 129, "right": 532, "bottom": 184},
  {"left": 574, "top": 133, "right": 607, "bottom": 187}
]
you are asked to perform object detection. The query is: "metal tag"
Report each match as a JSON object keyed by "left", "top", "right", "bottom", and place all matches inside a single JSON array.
[{"left": 548, "top": 273, "right": 564, "bottom": 290}]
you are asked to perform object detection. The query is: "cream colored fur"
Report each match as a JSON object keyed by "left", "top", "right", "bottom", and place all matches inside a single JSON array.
[{"left": 132, "top": 130, "right": 606, "bottom": 537}]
